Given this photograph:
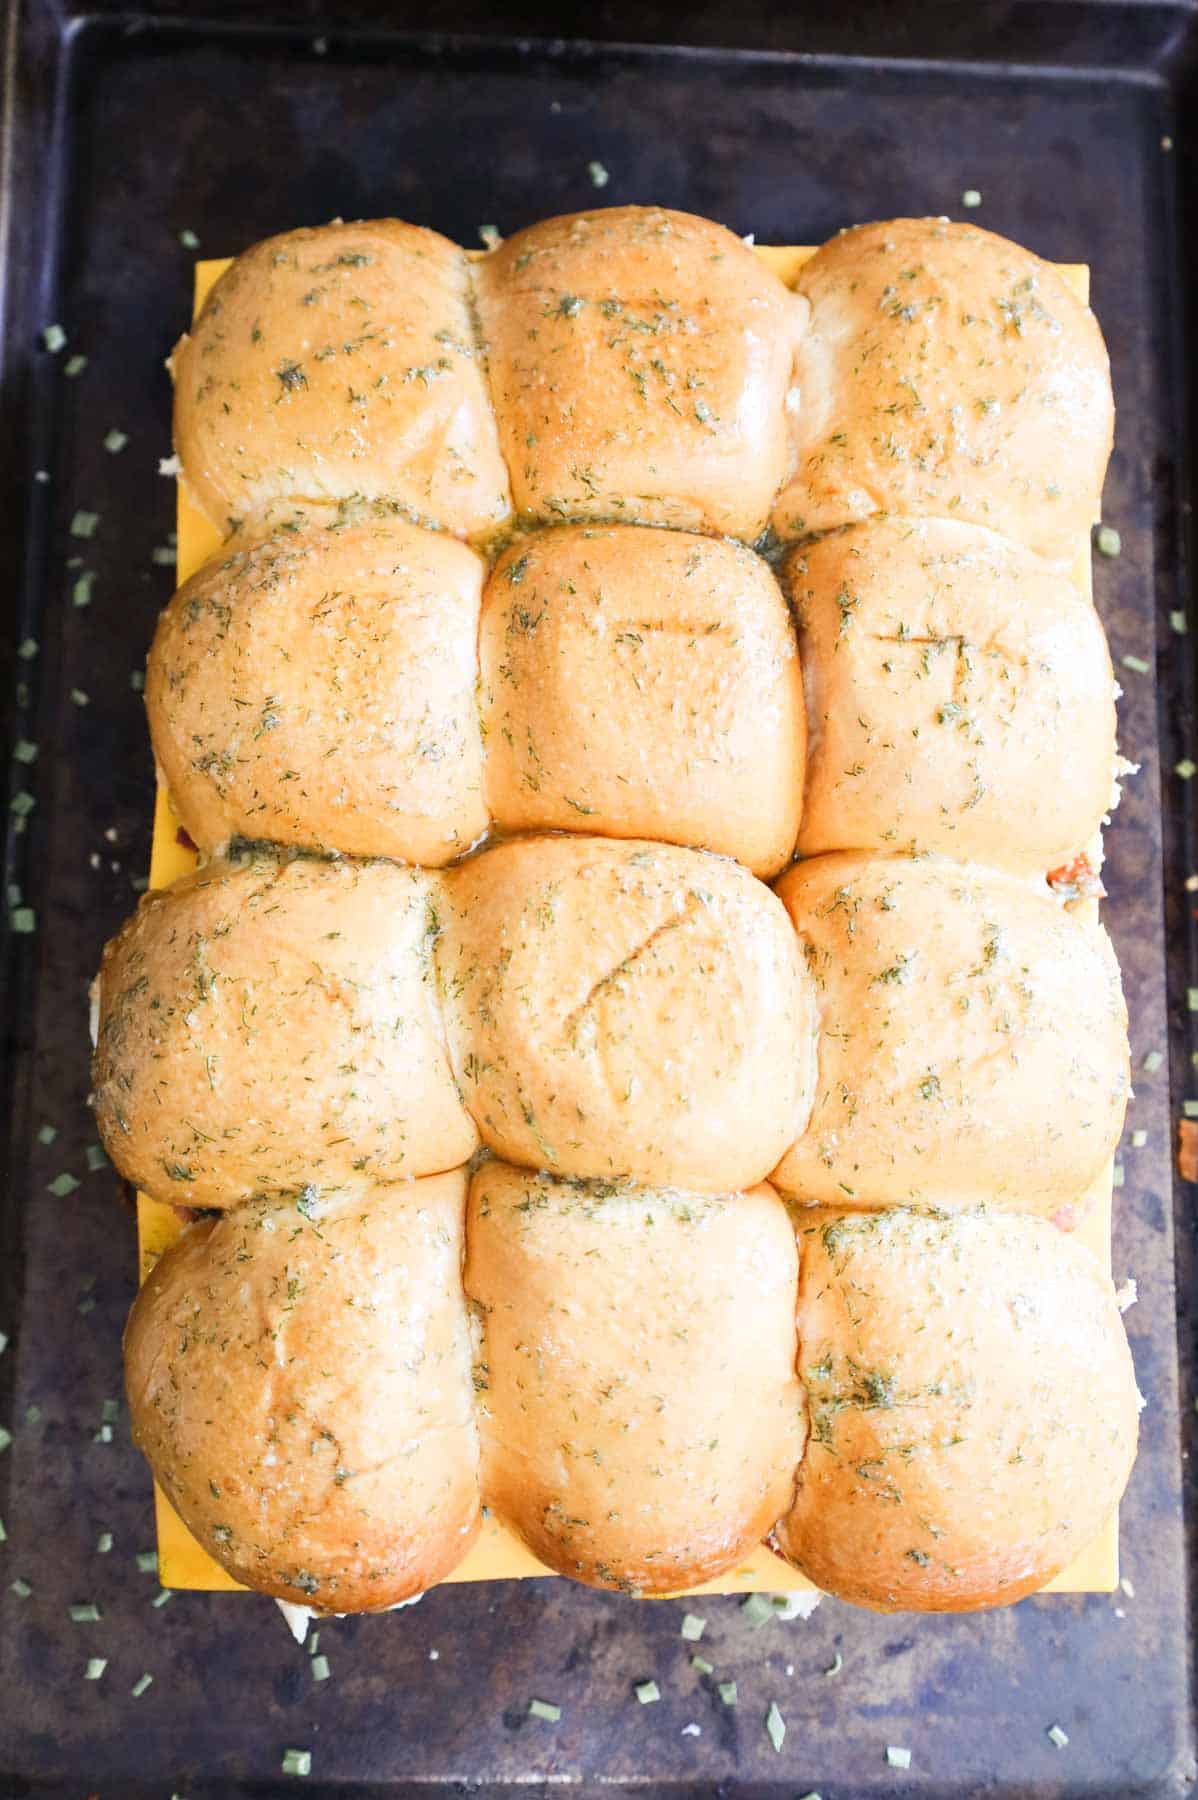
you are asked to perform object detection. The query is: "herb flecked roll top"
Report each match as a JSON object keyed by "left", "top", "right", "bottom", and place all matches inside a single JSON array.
[{"left": 102, "top": 207, "right": 1137, "bottom": 1617}]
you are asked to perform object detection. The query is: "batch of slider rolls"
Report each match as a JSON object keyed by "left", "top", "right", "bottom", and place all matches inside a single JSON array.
[{"left": 90, "top": 206, "right": 1140, "bottom": 1620}]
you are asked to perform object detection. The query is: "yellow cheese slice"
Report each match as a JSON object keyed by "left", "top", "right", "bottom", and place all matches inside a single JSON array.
[{"left": 137, "top": 249, "right": 1118, "bottom": 1598}]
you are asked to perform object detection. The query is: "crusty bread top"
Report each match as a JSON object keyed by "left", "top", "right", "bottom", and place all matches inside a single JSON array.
[
  {"left": 123, "top": 208, "right": 1128, "bottom": 1617},
  {"left": 438, "top": 833, "right": 814, "bottom": 1191},
  {"left": 125, "top": 1172, "right": 480, "bottom": 1609},
  {"left": 475, "top": 206, "right": 804, "bottom": 538},
  {"left": 147, "top": 509, "right": 488, "bottom": 866},
  {"left": 772, "top": 1206, "right": 1138, "bottom": 1611},
  {"left": 785, "top": 516, "right": 1117, "bottom": 871},
  {"left": 467, "top": 1162, "right": 803, "bottom": 1594},
  {"left": 771, "top": 218, "right": 1113, "bottom": 560},
  {"left": 772, "top": 852, "right": 1129, "bottom": 1215},
  {"left": 172, "top": 220, "right": 511, "bottom": 539},
  {"left": 479, "top": 524, "right": 804, "bottom": 877},
  {"left": 93, "top": 854, "right": 477, "bottom": 1208}
]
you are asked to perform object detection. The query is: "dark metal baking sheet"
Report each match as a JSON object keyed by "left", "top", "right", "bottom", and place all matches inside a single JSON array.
[{"left": 2, "top": 4, "right": 1196, "bottom": 1795}]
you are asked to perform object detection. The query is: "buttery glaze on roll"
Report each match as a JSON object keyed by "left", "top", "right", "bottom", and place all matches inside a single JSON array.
[
  {"left": 772, "top": 853, "right": 1128, "bottom": 1216},
  {"left": 125, "top": 1172, "right": 480, "bottom": 1608},
  {"left": 479, "top": 525, "right": 804, "bottom": 878},
  {"left": 475, "top": 207, "right": 804, "bottom": 539},
  {"left": 785, "top": 518, "right": 1117, "bottom": 872},
  {"left": 147, "top": 510, "right": 488, "bottom": 865},
  {"left": 467, "top": 1162, "right": 803, "bottom": 1593},
  {"left": 772, "top": 1207, "right": 1139, "bottom": 1611},
  {"left": 771, "top": 218, "right": 1113, "bottom": 562},
  {"left": 438, "top": 835, "right": 813, "bottom": 1191},
  {"left": 92, "top": 854, "right": 476, "bottom": 1208},
  {"left": 172, "top": 219, "right": 511, "bottom": 539}
]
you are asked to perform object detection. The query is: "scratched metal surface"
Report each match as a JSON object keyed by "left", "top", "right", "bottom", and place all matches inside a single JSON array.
[{"left": 0, "top": 4, "right": 1195, "bottom": 1795}]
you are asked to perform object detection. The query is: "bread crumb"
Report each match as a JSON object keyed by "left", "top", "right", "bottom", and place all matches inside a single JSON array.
[{"left": 1178, "top": 1118, "right": 1198, "bottom": 1183}]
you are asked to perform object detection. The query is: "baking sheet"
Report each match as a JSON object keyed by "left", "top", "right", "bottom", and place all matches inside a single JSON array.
[{"left": 2, "top": 6, "right": 1194, "bottom": 1794}]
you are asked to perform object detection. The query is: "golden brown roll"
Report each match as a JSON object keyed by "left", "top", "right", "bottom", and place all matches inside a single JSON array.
[
  {"left": 475, "top": 207, "right": 803, "bottom": 539},
  {"left": 479, "top": 524, "right": 804, "bottom": 878},
  {"left": 772, "top": 1207, "right": 1139, "bottom": 1611},
  {"left": 438, "top": 835, "right": 813, "bottom": 1191},
  {"left": 125, "top": 1172, "right": 480, "bottom": 1609},
  {"left": 772, "top": 853, "right": 1128, "bottom": 1215},
  {"left": 92, "top": 854, "right": 476, "bottom": 1208},
  {"left": 771, "top": 218, "right": 1113, "bottom": 561},
  {"left": 147, "top": 510, "right": 488, "bottom": 865},
  {"left": 172, "top": 220, "right": 511, "bottom": 540},
  {"left": 466, "top": 1161, "right": 803, "bottom": 1593},
  {"left": 785, "top": 517, "right": 1117, "bottom": 872}
]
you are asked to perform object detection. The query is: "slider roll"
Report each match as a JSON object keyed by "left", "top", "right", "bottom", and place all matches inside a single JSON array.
[
  {"left": 784, "top": 517, "right": 1117, "bottom": 873},
  {"left": 476, "top": 206, "right": 804, "bottom": 539},
  {"left": 93, "top": 854, "right": 477, "bottom": 1208},
  {"left": 770, "top": 217, "right": 1113, "bottom": 561},
  {"left": 480, "top": 524, "right": 804, "bottom": 878},
  {"left": 147, "top": 512, "right": 488, "bottom": 866},
  {"left": 125, "top": 1172, "right": 481, "bottom": 1609},
  {"left": 466, "top": 1161, "right": 804, "bottom": 1594},
  {"left": 772, "top": 1207, "right": 1139, "bottom": 1612},
  {"left": 772, "top": 852, "right": 1129, "bottom": 1216},
  {"left": 438, "top": 834, "right": 815, "bottom": 1193},
  {"left": 172, "top": 220, "right": 512, "bottom": 540}
]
